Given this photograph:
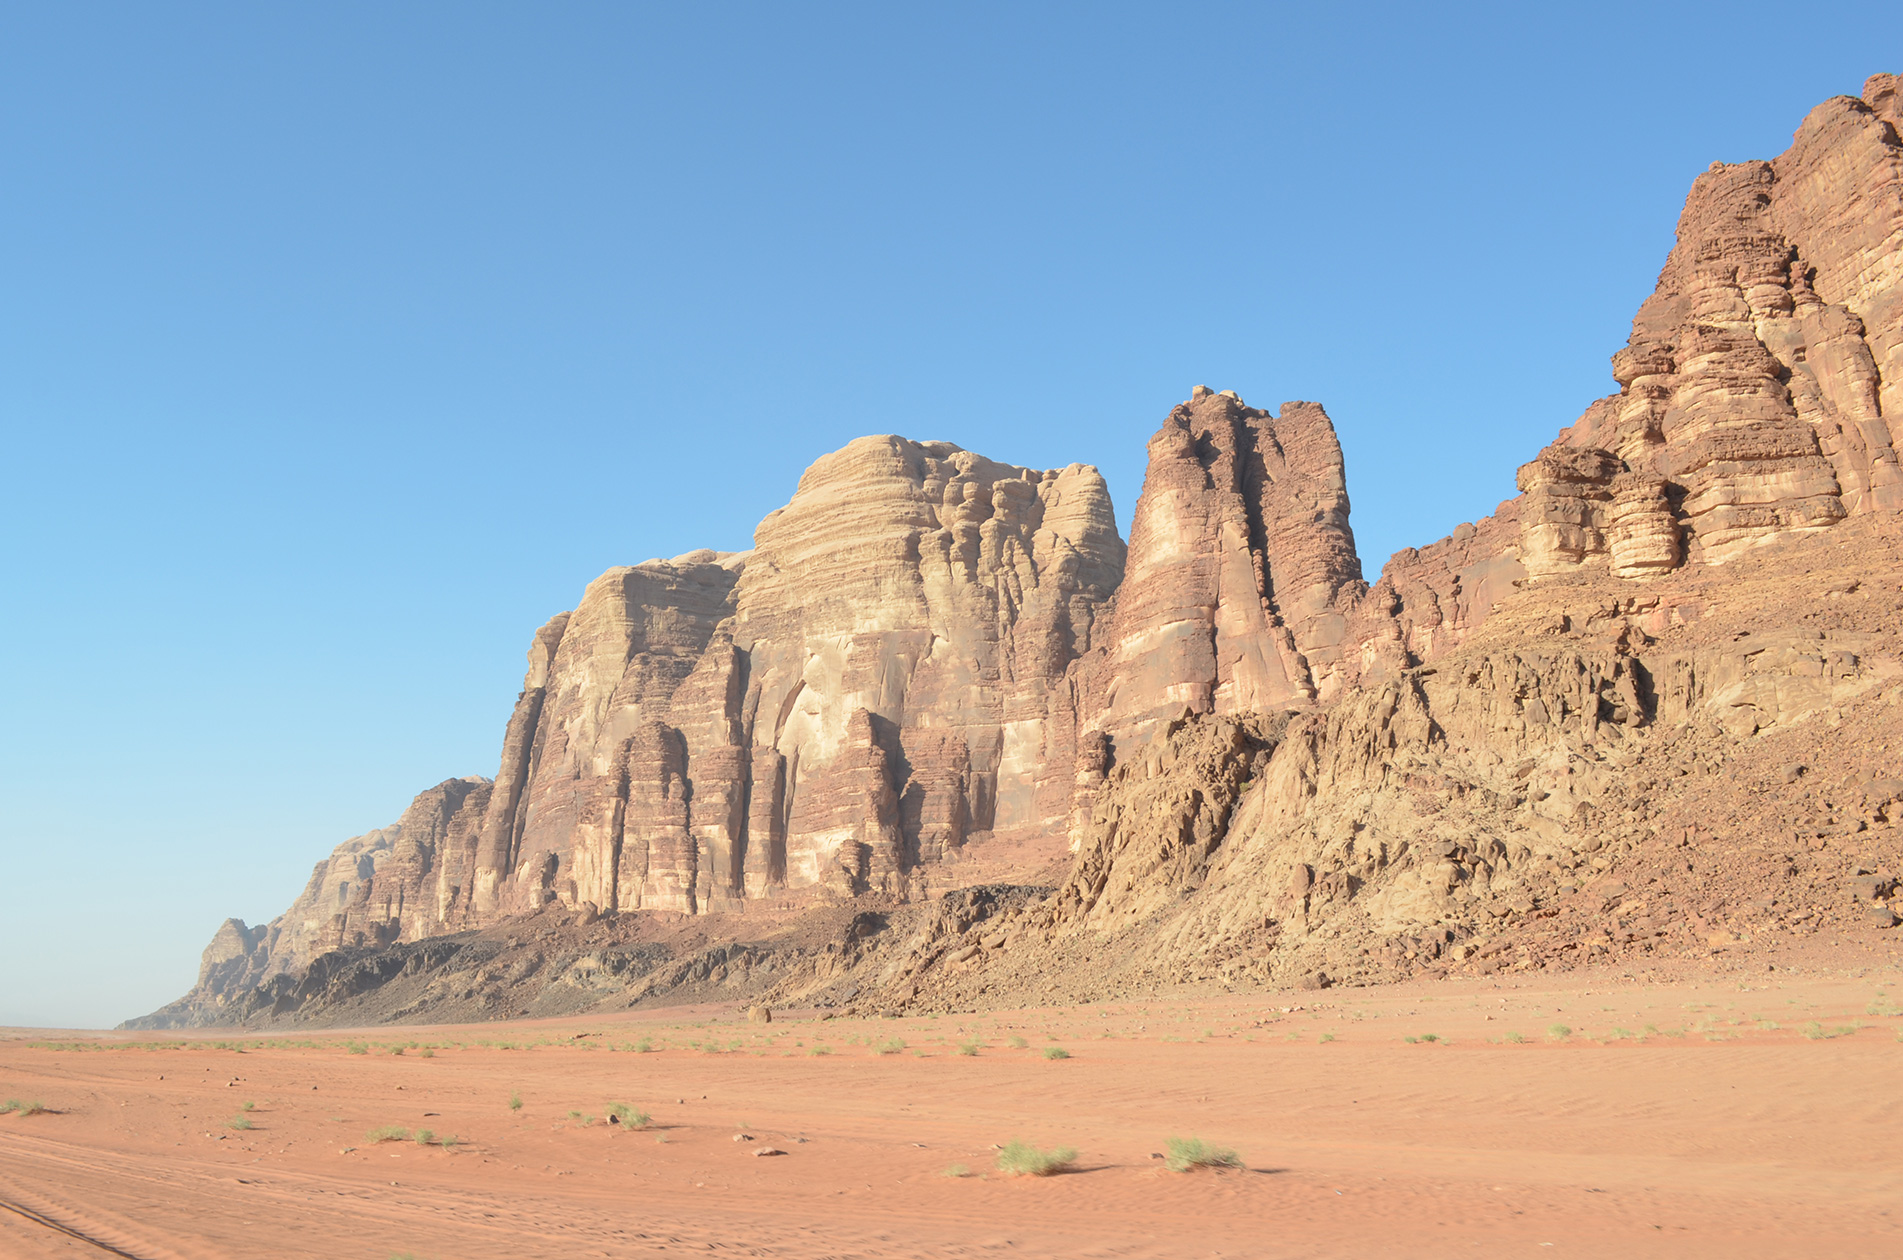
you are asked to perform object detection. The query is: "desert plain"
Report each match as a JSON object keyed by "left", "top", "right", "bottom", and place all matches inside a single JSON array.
[{"left": 5, "top": 957, "right": 1901, "bottom": 1259}]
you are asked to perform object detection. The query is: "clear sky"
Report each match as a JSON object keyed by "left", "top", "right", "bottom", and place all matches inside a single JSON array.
[{"left": 3, "top": 2, "right": 1896, "bottom": 1027}]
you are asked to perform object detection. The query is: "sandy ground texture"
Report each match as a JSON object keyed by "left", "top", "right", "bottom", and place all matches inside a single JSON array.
[{"left": 3, "top": 968, "right": 1901, "bottom": 1259}]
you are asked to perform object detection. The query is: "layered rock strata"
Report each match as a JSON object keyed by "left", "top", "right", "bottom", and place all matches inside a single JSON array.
[{"left": 1340, "top": 73, "right": 1903, "bottom": 680}]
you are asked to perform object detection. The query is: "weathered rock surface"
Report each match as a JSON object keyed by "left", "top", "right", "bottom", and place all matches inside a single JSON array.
[
  {"left": 136, "top": 75, "right": 1903, "bottom": 1030},
  {"left": 149, "top": 439, "right": 1125, "bottom": 1023},
  {"left": 1043, "top": 389, "right": 1365, "bottom": 821}
]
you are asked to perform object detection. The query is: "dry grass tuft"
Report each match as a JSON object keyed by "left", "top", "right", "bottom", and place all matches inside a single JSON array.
[
  {"left": 1165, "top": 1136, "right": 1241, "bottom": 1172},
  {"left": 995, "top": 1139, "right": 1076, "bottom": 1176}
]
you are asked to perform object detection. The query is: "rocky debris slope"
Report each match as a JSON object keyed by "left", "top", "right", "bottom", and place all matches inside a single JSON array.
[
  {"left": 134, "top": 74, "right": 1903, "bottom": 1030},
  {"left": 830, "top": 516, "right": 1903, "bottom": 1012}
]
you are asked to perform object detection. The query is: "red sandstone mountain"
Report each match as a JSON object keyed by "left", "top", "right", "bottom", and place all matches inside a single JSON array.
[{"left": 132, "top": 75, "right": 1903, "bottom": 1029}]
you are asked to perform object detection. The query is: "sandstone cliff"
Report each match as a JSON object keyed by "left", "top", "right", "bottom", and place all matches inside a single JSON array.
[
  {"left": 139, "top": 438, "right": 1126, "bottom": 1025},
  {"left": 133, "top": 75, "right": 1903, "bottom": 1030}
]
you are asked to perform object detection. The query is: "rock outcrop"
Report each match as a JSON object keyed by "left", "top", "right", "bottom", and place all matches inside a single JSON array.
[
  {"left": 136, "top": 74, "right": 1903, "bottom": 1030},
  {"left": 1338, "top": 73, "right": 1903, "bottom": 681},
  {"left": 1052, "top": 389, "right": 1364, "bottom": 786}
]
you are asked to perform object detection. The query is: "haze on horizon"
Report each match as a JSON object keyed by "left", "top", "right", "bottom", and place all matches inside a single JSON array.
[{"left": 3, "top": 1, "right": 1897, "bottom": 1028}]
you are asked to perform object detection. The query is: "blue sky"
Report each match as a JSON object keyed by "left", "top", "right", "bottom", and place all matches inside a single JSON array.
[{"left": 3, "top": 2, "right": 1897, "bottom": 1027}]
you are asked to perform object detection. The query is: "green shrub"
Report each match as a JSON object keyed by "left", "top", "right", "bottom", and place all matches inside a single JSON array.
[
  {"left": 227, "top": 1116, "right": 253, "bottom": 1130},
  {"left": 876, "top": 1038, "right": 906, "bottom": 1055},
  {"left": 607, "top": 1102, "right": 650, "bottom": 1128},
  {"left": 943, "top": 1163, "right": 970, "bottom": 1177},
  {"left": 958, "top": 1040, "right": 981, "bottom": 1056},
  {"left": 995, "top": 1139, "right": 1076, "bottom": 1177},
  {"left": 1042, "top": 1046, "right": 1070, "bottom": 1060},
  {"left": 1007, "top": 1035, "right": 1028, "bottom": 1049},
  {"left": 1165, "top": 1136, "right": 1242, "bottom": 1172},
  {"left": 366, "top": 1125, "right": 411, "bottom": 1143},
  {"left": 810, "top": 1044, "right": 832, "bottom": 1056},
  {"left": 1547, "top": 1024, "right": 1572, "bottom": 1040},
  {"left": 508, "top": 1092, "right": 522, "bottom": 1111},
  {"left": 414, "top": 1129, "right": 434, "bottom": 1145}
]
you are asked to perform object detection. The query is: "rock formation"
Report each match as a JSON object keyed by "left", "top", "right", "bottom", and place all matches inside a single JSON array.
[
  {"left": 1040, "top": 389, "right": 1366, "bottom": 830},
  {"left": 158, "top": 439, "right": 1125, "bottom": 1016},
  {"left": 134, "top": 75, "right": 1903, "bottom": 1029}
]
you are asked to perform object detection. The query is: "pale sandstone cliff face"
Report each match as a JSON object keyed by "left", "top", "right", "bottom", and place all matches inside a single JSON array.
[
  {"left": 144, "top": 75, "right": 1903, "bottom": 1029},
  {"left": 192, "top": 438, "right": 1125, "bottom": 1000},
  {"left": 726, "top": 438, "right": 1124, "bottom": 900}
]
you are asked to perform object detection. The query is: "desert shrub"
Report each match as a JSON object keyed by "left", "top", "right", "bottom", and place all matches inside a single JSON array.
[
  {"left": 995, "top": 1139, "right": 1076, "bottom": 1177},
  {"left": 347, "top": 1042, "right": 369, "bottom": 1055},
  {"left": 1803, "top": 1021, "right": 1861, "bottom": 1040},
  {"left": 1165, "top": 1136, "right": 1242, "bottom": 1172},
  {"left": 876, "top": 1038, "right": 906, "bottom": 1055},
  {"left": 508, "top": 1092, "right": 522, "bottom": 1111},
  {"left": 366, "top": 1125, "right": 411, "bottom": 1143},
  {"left": 958, "top": 1040, "right": 981, "bottom": 1056},
  {"left": 1319, "top": 1032, "right": 1335, "bottom": 1043},
  {"left": 1504, "top": 1031, "right": 1525, "bottom": 1044},
  {"left": 414, "top": 1129, "right": 434, "bottom": 1145},
  {"left": 1042, "top": 1046, "right": 1070, "bottom": 1060},
  {"left": 607, "top": 1103, "right": 650, "bottom": 1128},
  {"left": 943, "top": 1163, "right": 970, "bottom": 1177},
  {"left": 419, "top": 1048, "right": 435, "bottom": 1059},
  {"left": 1007, "top": 1035, "right": 1028, "bottom": 1049},
  {"left": 1547, "top": 1024, "right": 1572, "bottom": 1040},
  {"left": 635, "top": 1038, "right": 654, "bottom": 1053},
  {"left": 228, "top": 1116, "right": 253, "bottom": 1131}
]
